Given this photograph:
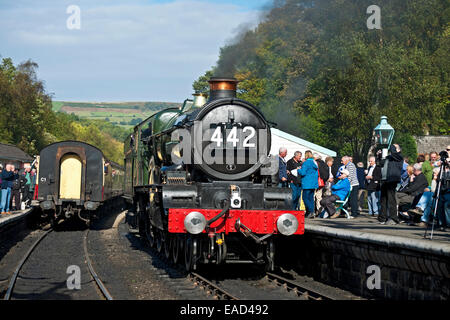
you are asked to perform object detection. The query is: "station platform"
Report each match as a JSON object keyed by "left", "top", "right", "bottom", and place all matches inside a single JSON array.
[
  {"left": 0, "top": 208, "right": 34, "bottom": 229},
  {"left": 297, "top": 212, "right": 449, "bottom": 300},
  {"left": 305, "top": 213, "right": 450, "bottom": 256}
]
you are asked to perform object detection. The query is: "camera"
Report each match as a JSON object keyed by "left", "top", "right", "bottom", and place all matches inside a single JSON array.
[
  {"left": 437, "top": 151, "right": 450, "bottom": 191},
  {"left": 439, "top": 150, "right": 449, "bottom": 164}
]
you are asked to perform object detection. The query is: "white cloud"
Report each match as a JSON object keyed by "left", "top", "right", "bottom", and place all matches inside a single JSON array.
[{"left": 0, "top": 0, "right": 260, "bottom": 101}]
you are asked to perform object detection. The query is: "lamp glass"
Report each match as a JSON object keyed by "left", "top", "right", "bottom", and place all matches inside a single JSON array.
[{"left": 374, "top": 116, "right": 394, "bottom": 147}]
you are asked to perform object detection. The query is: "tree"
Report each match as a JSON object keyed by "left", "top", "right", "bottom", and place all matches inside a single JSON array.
[
  {"left": 193, "top": 0, "right": 449, "bottom": 160},
  {"left": 192, "top": 69, "right": 215, "bottom": 93}
]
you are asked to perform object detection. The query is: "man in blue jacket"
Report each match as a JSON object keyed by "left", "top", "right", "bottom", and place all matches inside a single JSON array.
[
  {"left": 1, "top": 164, "right": 15, "bottom": 214},
  {"left": 319, "top": 169, "right": 351, "bottom": 219}
]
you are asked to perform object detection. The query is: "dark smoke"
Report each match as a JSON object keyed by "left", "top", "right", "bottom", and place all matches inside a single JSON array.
[{"left": 213, "top": 1, "right": 274, "bottom": 78}]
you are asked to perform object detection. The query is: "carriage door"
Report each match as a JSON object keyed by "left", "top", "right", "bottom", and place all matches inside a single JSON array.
[{"left": 59, "top": 154, "right": 82, "bottom": 199}]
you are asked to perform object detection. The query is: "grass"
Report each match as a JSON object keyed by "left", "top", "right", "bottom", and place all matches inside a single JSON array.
[
  {"left": 52, "top": 101, "right": 181, "bottom": 128},
  {"left": 52, "top": 101, "right": 64, "bottom": 112}
]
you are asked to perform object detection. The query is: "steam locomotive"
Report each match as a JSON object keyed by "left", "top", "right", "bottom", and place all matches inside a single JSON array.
[
  {"left": 124, "top": 78, "right": 304, "bottom": 271},
  {"left": 36, "top": 141, "right": 124, "bottom": 225}
]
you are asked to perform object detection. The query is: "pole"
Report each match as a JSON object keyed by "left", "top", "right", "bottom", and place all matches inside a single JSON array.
[{"left": 424, "top": 162, "right": 445, "bottom": 240}]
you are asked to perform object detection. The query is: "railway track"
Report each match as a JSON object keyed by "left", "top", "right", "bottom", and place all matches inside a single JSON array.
[
  {"left": 124, "top": 220, "right": 360, "bottom": 301},
  {"left": 3, "top": 228, "right": 53, "bottom": 300},
  {"left": 188, "top": 270, "right": 336, "bottom": 300},
  {"left": 189, "top": 272, "right": 239, "bottom": 300},
  {"left": 3, "top": 224, "right": 113, "bottom": 300},
  {"left": 83, "top": 229, "right": 114, "bottom": 300},
  {"left": 265, "top": 272, "right": 334, "bottom": 300}
]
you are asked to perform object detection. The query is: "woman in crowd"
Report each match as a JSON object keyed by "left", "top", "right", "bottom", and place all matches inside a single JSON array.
[
  {"left": 398, "top": 165, "right": 414, "bottom": 192},
  {"left": 299, "top": 150, "right": 318, "bottom": 218},
  {"left": 319, "top": 168, "right": 351, "bottom": 219}
]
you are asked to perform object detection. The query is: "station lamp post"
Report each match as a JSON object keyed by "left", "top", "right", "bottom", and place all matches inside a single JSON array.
[{"left": 374, "top": 116, "right": 395, "bottom": 159}]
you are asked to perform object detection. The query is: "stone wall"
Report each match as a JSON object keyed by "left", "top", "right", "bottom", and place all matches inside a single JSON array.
[
  {"left": 415, "top": 136, "right": 450, "bottom": 155},
  {"left": 277, "top": 231, "right": 449, "bottom": 300}
]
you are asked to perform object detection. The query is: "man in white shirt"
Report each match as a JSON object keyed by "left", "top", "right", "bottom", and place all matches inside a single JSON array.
[{"left": 342, "top": 156, "right": 360, "bottom": 217}]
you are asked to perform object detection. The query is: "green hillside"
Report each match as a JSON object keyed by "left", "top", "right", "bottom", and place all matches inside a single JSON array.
[{"left": 53, "top": 101, "right": 182, "bottom": 129}]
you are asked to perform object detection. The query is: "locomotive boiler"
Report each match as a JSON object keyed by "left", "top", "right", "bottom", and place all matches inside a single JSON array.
[
  {"left": 125, "top": 78, "right": 304, "bottom": 271},
  {"left": 36, "top": 141, "right": 124, "bottom": 225}
]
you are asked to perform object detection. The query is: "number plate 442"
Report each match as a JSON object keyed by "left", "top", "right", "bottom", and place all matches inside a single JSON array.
[{"left": 210, "top": 125, "right": 256, "bottom": 149}]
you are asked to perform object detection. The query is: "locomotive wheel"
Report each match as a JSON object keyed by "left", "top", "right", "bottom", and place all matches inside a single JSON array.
[
  {"left": 155, "top": 230, "right": 163, "bottom": 253},
  {"left": 184, "top": 237, "right": 198, "bottom": 271},
  {"left": 146, "top": 224, "right": 155, "bottom": 248},
  {"left": 163, "top": 232, "right": 171, "bottom": 260},
  {"left": 172, "top": 235, "right": 181, "bottom": 264},
  {"left": 265, "top": 239, "right": 275, "bottom": 272},
  {"left": 138, "top": 201, "right": 155, "bottom": 248},
  {"left": 137, "top": 200, "right": 146, "bottom": 238}
]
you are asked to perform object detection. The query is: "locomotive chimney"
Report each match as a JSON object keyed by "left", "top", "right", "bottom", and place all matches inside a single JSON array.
[{"left": 208, "top": 77, "right": 239, "bottom": 101}]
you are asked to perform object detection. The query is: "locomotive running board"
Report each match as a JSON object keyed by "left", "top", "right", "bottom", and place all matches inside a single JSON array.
[{"left": 234, "top": 218, "right": 273, "bottom": 244}]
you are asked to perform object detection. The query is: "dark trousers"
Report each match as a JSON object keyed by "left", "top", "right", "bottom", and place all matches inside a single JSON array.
[
  {"left": 396, "top": 192, "right": 415, "bottom": 211},
  {"left": 348, "top": 185, "right": 360, "bottom": 216},
  {"left": 302, "top": 189, "right": 315, "bottom": 214},
  {"left": 379, "top": 181, "right": 399, "bottom": 223},
  {"left": 320, "top": 194, "right": 340, "bottom": 216},
  {"left": 11, "top": 189, "right": 21, "bottom": 211},
  {"left": 23, "top": 188, "right": 31, "bottom": 205},
  {"left": 290, "top": 183, "right": 302, "bottom": 210}
]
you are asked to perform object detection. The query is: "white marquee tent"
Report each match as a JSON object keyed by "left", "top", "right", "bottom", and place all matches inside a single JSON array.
[{"left": 270, "top": 128, "right": 337, "bottom": 160}]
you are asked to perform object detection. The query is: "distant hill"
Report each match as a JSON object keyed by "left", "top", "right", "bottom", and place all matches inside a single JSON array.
[{"left": 53, "top": 101, "right": 182, "bottom": 129}]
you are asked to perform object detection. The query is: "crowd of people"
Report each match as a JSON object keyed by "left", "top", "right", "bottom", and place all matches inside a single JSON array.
[
  {"left": 0, "top": 163, "right": 36, "bottom": 215},
  {"left": 277, "top": 144, "right": 450, "bottom": 231}
]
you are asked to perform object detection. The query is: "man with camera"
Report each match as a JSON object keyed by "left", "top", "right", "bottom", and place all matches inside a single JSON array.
[
  {"left": 377, "top": 144, "right": 404, "bottom": 225},
  {"left": 433, "top": 148, "right": 450, "bottom": 231}
]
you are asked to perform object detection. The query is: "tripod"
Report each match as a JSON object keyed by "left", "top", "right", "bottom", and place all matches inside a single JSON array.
[{"left": 424, "top": 153, "right": 448, "bottom": 240}]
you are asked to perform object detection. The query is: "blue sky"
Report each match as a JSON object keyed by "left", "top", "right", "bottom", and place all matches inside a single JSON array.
[{"left": 0, "top": 0, "right": 269, "bottom": 102}]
